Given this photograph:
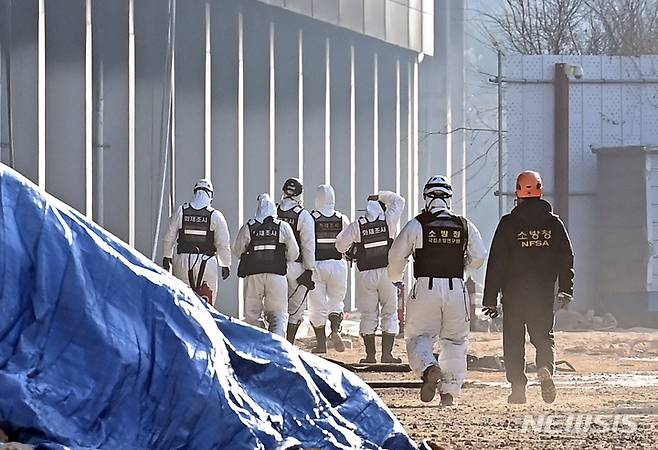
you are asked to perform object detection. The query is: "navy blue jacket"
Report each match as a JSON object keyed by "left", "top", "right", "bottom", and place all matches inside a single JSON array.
[{"left": 483, "top": 198, "right": 574, "bottom": 307}]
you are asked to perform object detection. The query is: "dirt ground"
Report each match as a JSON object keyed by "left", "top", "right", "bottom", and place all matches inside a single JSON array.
[{"left": 301, "top": 329, "right": 658, "bottom": 450}]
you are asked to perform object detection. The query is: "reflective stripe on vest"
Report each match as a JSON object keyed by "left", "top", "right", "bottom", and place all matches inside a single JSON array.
[
  {"left": 177, "top": 205, "right": 216, "bottom": 256},
  {"left": 355, "top": 217, "right": 391, "bottom": 271},
  {"left": 237, "top": 218, "right": 287, "bottom": 277},
  {"left": 313, "top": 211, "right": 343, "bottom": 261}
]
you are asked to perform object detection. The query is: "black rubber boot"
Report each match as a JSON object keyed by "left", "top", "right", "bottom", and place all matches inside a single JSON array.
[
  {"left": 312, "top": 326, "right": 327, "bottom": 354},
  {"left": 359, "top": 334, "right": 377, "bottom": 364},
  {"left": 286, "top": 322, "right": 300, "bottom": 344},
  {"left": 328, "top": 312, "right": 346, "bottom": 352},
  {"left": 380, "top": 332, "right": 402, "bottom": 363}
]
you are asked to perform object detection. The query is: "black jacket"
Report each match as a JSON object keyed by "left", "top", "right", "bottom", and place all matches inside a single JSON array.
[{"left": 483, "top": 199, "right": 574, "bottom": 307}]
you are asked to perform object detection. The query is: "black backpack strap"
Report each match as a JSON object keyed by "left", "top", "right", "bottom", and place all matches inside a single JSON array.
[
  {"left": 459, "top": 216, "right": 469, "bottom": 255},
  {"left": 415, "top": 210, "right": 435, "bottom": 226}
]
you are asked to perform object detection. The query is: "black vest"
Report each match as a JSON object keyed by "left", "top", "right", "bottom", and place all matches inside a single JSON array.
[
  {"left": 313, "top": 211, "right": 343, "bottom": 261},
  {"left": 355, "top": 217, "right": 392, "bottom": 271},
  {"left": 413, "top": 211, "right": 468, "bottom": 279},
  {"left": 177, "top": 205, "right": 216, "bottom": 256},
  {"left": 277, "top": 205, "right": 303, "bottom": 263},
  {"left": 237, "top": 218, "right": 287, "bottom": 277}
]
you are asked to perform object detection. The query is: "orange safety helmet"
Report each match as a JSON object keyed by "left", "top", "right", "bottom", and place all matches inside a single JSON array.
[{"left": 515, "top": 170, "right": 543, "bottom": 199}]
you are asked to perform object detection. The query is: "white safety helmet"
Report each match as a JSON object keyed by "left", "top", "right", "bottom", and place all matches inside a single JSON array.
[
  {"left": 194, "top": 179, "right": 214, "bottom": 197},
  {"left": 423, "top": 175, "right": 452, "bottom": 200}
]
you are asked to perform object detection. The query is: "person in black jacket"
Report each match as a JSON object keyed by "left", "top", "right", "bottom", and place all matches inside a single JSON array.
[{"left": 482, "top": 170, "right": 574, "bottom": 404}]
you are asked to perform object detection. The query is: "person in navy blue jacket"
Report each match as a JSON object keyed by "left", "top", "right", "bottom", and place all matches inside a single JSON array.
[{"left": 483, "top": 170, "right": 574, "bottom": 405}]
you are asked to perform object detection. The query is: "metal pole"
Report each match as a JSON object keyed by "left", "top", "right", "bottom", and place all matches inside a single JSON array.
[
  {"left": 497, "top": 50, "right": 503, "bottom": 218},
  {"left": 169, "top": 0, "right": 177, "bottom": 213},
  {"left": 554, "top": 63, "right": 570, "bottom": 229},
  {"left": 151, "top": 0, "right": 176, "bottom": 260}
]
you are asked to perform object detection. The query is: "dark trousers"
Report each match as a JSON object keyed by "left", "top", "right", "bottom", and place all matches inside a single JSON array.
[{"left": 502, "top": 300, "right": 555, "bottom": 386}]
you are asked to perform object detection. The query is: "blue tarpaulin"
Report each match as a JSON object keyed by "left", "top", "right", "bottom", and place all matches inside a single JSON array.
[{"left": 0, "top": 165, "right": 421, "bottom": 450}]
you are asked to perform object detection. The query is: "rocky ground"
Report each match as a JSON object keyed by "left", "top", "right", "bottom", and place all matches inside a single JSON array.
[
  {"left": 300, "top": 329, "right": 658, "bottom": 450},
  {"left": 3, "top": 329, "right": 657, "bottom": 449}
]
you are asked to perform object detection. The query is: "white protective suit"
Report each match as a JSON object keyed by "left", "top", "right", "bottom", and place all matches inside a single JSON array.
[
  {"left": 335, "top": 191, "right": 405, "bottom": 335},
  {"left": 308, "top": 185, "right": 350, "bottom": 327},
  {"left": 233, "top": 194, "right": 299, "bottom": 337},
  {"left": 388, "top": 198, "right": 487, "bottom": 398},
  {"left": 279, "top": 195, "right": 316, "bottom": 326},
  {"left": 162, "top": 190, "right": 231, "bottom": 305}
]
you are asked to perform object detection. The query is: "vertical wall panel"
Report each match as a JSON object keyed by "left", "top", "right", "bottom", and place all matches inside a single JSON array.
[
  {"left": 329, "top": 34, "right": 353, "bottom": 311},
  {"left": 242, "top": 2, "right": 269, "bottom": 213},
  {"left": 285, "top": 0, "right": 312, "bottom": 15},
  {"left": 398, "top": 57, "right": 410, "bottom": 219},
  {"left": 378, "top": 51, "right": 396, "bottom": 192},
  {"left": 134, "top": 0, "right": 169, "bottom": 256},
  {"left": 354, "top": 41, "right": 375, "bottom": 206},
  {"left": 302, "top": 24, "right": 326, "bottom": 206},
  {"left": 93, "top": 0, "right": 129, "bottom": 240},
  {"left": 338, "top": 0, "right": 364, "bottom": 33},
  {"left": 418, "top": 0, "right": 449, "bottom": 188},
  {"left": 313, "top": 0, "right": 339, "bottom": 24},
  {"left": 45, "top": 0, "right": 85, "bottom": 212},
  {"left": 273, "top": 10, "right": 299, "bottom": 193},
  {"left": 8, "top": 0, "right": 38, "bottom": 182},
  {"left": 211, "top": 0, "right": 239, "bottom": 316},
  {"left": 175, "top": 0, "right": 206, "bottom": 206},
  {"left": 364, "top": 0, "right": 385, "bottom": 41},
  {"left": 329, "top": 34, "right": 351, "bottom": 217}
]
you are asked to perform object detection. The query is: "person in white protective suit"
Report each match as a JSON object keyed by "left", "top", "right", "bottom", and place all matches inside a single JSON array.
[
  {"left": 308, "top": 185, "right": 351, "bottom": 353},
  {"left": 388, "top": 176, "right": 487, "bottom": 406},
  {"left": 335, "top": 191, "right": 406, "bottom": 363},
  {"left": 162, "top": 179, "right": 231, "bottom": 306},
  {"left": 277, "top": 178, "right": 317, "bottom": 344},
  {"left": 233, "top": 194, "right": 300, "bottom": 337}
]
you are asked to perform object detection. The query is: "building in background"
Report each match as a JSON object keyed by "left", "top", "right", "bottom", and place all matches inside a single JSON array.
[
  {"left": 0, "top": 0, "right": 468, "bottom": 317},
  {"left": 503, "top": 55, "right": 658, "bottom": 326}
]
